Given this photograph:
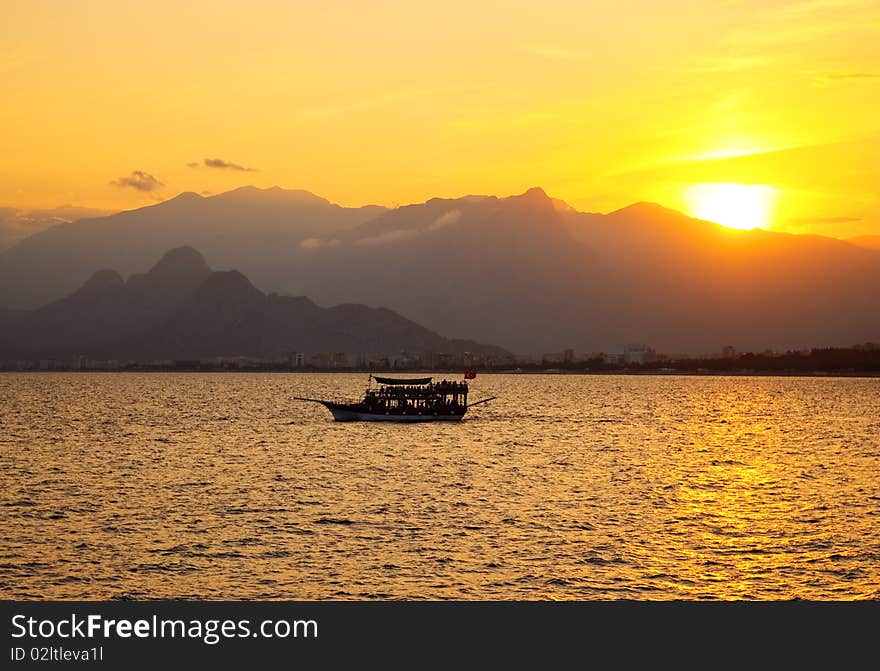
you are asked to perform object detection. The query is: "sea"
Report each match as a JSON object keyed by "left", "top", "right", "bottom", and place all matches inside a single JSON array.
[{"left": 1, "top": 372, "right": 878, "bottom": 600}]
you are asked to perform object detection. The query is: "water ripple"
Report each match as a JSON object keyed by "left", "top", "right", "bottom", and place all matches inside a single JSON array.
[{"left": 1, "top": 372, "right": 878, "bottom": 600}]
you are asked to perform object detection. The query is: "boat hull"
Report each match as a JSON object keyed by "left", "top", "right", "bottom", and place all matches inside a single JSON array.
[{"left": 323, "top": 402, "right": 466, "bottom": 422}]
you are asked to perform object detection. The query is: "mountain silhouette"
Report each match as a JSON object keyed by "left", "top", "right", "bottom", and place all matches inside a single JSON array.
[
  {"left": 1, "top": 186, "right": 878, "bottom": 354},
  {"left": 287, "top": 187, "right": 593, "bottom": 353},
  {"left": 0, "top": 247, "right": 508, "bottom": 361},
  {"left": 287, "top": 188, "right": 880, "bottom": 353},
  {"left": 126, "top": 245, "right": 212, "bottom": 316},
  {"left": 0, "top": 187, "right": 384, "bottom": 310}
]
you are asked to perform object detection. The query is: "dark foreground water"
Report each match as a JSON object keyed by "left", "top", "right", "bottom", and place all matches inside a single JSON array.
[{"left": 1, "top": 373, "right": 878, "bottom": 600}]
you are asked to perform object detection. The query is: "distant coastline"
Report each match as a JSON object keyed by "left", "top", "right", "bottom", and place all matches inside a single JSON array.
[
  {"left": 3, "top": 367, "right": 878, "bottom": 378},
  {"left": 4, "top": 343, "right": 878, "bottom": 377}
]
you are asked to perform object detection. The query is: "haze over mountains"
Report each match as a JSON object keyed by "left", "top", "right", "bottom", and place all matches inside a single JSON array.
[
  {"left": 0, "top": 247, "right": 506, "bottom": 361},
  {"left": 0, "top": 204, "right": 113, "bottom": 252},
  {"left": 0, "top": 186, "right": 384, "bottom": 311},
  {"left": 849, "top": 236, "right": 880, "bottom": 252},
  {"left": 1, "top": 186, "right": 878, "bottom": 354}
]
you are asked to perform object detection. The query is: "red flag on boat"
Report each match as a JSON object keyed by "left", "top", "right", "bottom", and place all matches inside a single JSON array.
[{"left": 464, "top": 370, "right": 476, "bottom": 379}]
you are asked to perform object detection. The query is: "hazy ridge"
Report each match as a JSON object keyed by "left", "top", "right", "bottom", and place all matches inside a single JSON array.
[
  {"left": 1, "top": 186, "right": 878, "bottom": 354},
  {"left": 0, "top": 246, "right": 506, "bottom": 361}
]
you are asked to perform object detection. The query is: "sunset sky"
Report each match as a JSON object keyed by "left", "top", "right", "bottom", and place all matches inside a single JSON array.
[{"left": 2, "top": 0, "right": 878, "bottom": 237}]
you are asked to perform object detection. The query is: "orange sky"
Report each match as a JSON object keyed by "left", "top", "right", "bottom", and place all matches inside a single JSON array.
[{"left": 1, "top": 0, "right": 878, "bottom": 236}]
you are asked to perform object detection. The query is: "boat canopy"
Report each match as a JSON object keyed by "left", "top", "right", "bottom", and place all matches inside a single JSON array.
[{"left": 372, "top": 376, "right": 433, "bottom": 386}]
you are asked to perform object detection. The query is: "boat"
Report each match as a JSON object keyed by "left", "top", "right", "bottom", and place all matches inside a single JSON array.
[{"left": 295, "top": 374, "right": 496, "bottom": 422}]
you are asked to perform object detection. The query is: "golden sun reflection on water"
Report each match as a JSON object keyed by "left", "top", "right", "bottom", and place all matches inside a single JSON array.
[{"left": 656, "top": 388, "right": 850, "bottom": 600}]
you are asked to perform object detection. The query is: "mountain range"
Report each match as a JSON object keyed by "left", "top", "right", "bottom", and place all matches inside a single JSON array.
[
  {"left": 849, "top": 235, "right": 880, "bottom": 252},
  {"left": 1, "top": 186, "right": 878, "bottom": 354},
  {"left": 0, "top": 186, "right": 384, "bottom": 312},
  {"left": 0, "top": 247, "right": 508, "bottom": 361}
]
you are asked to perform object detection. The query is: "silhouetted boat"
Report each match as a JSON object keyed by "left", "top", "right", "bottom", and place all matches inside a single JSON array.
[{"left": 295, "top": 374, "right": 495, "bottom": 422}]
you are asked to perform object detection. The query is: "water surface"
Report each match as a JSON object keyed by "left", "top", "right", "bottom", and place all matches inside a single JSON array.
[{"left": 1, "top": 373, "right": 878, "bottom": 599}]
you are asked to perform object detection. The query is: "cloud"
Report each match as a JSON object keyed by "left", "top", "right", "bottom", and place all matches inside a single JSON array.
[
  {"left": 110, "top": 170, "right": 164, "bottom": 192},
  {"left": 354, "top": 229, "right": 419, "bottom": 247},
  {"left": 788, "top": 216, "right": 862, "bottom": 224},
  {"left": 351, "top": 209, "right": 462, "bottom": 247},
  {"left": 811, "top": 70, "right": 880, "bottom": 85},
  {"left": 688, "top": 56, "right": 766, "bottom": 73},
  {"left": 822, "top": 71, "right": 880, "bottom": 79},
  {"left": 527, "top": 45, "right": 589, "bottom": 61},
  {"left": 191, "top": 157, "right": 257, "bottom": 172},
  {"left": 427, "top": 209, "right": 462, "bottom": 231},
  {"left": 723, "top": 0, "right": 880, "bottom": 48},
  {"left": 0, "top": 205, "right": 113, "bottom": 252},
  {"left": 293, "top": 87, "right": 456, "bottom": 120},
  {"left": 299, "top": 237, "right": 340, "bottom": 250}
]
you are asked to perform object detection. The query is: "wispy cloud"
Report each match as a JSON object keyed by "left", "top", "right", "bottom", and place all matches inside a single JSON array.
[
  {"left": 808, "top": 69, "right": 880, "bottom": 85},
  {"left": 724, "top": 0, "right": 880, "bottom": 46},
  {"left": 354, "top": 229, "right": 419, "bottom": 247},
  {"left": 527, "top": 45, "right": 590, "bottom": 61},
  {"left": 189, "top": 158, "right": 257, "bottom": 172},
  {"left": 299, "top": 237, "right": 340, "bottom": 250},
  {"left": 0, "top": 205, "right": 113, "bottom": 251},
  {"left": 0, "top": 42, "right": 46, "bottom": 76},
  {"left": 820, "top": 71, "right": 880, "bottom": 80},
  {"left": 350, "top": 209, "right": 463, "bottom": 247},
  {"left": 826, "top": 71, "right": 880, "bottom": 79},
  {"left": 110, "top": 170, "right": 164, "bottom": 192},
  {"left": 427, "top": 209, "right": 462, "bottom": 231},
  {"left": 293, "top": 85, "right": 471, "bottom": 121},
  {"left": 688, "top": 56, "right": 766, "bottom": 73},
  {"left": 788, "top": 215, "right": 862, "bottom": 224}
]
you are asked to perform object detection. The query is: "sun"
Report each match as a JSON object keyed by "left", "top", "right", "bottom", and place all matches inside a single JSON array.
[{"left": 684, "top": 183, "right": 778, "bottom": 230}]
